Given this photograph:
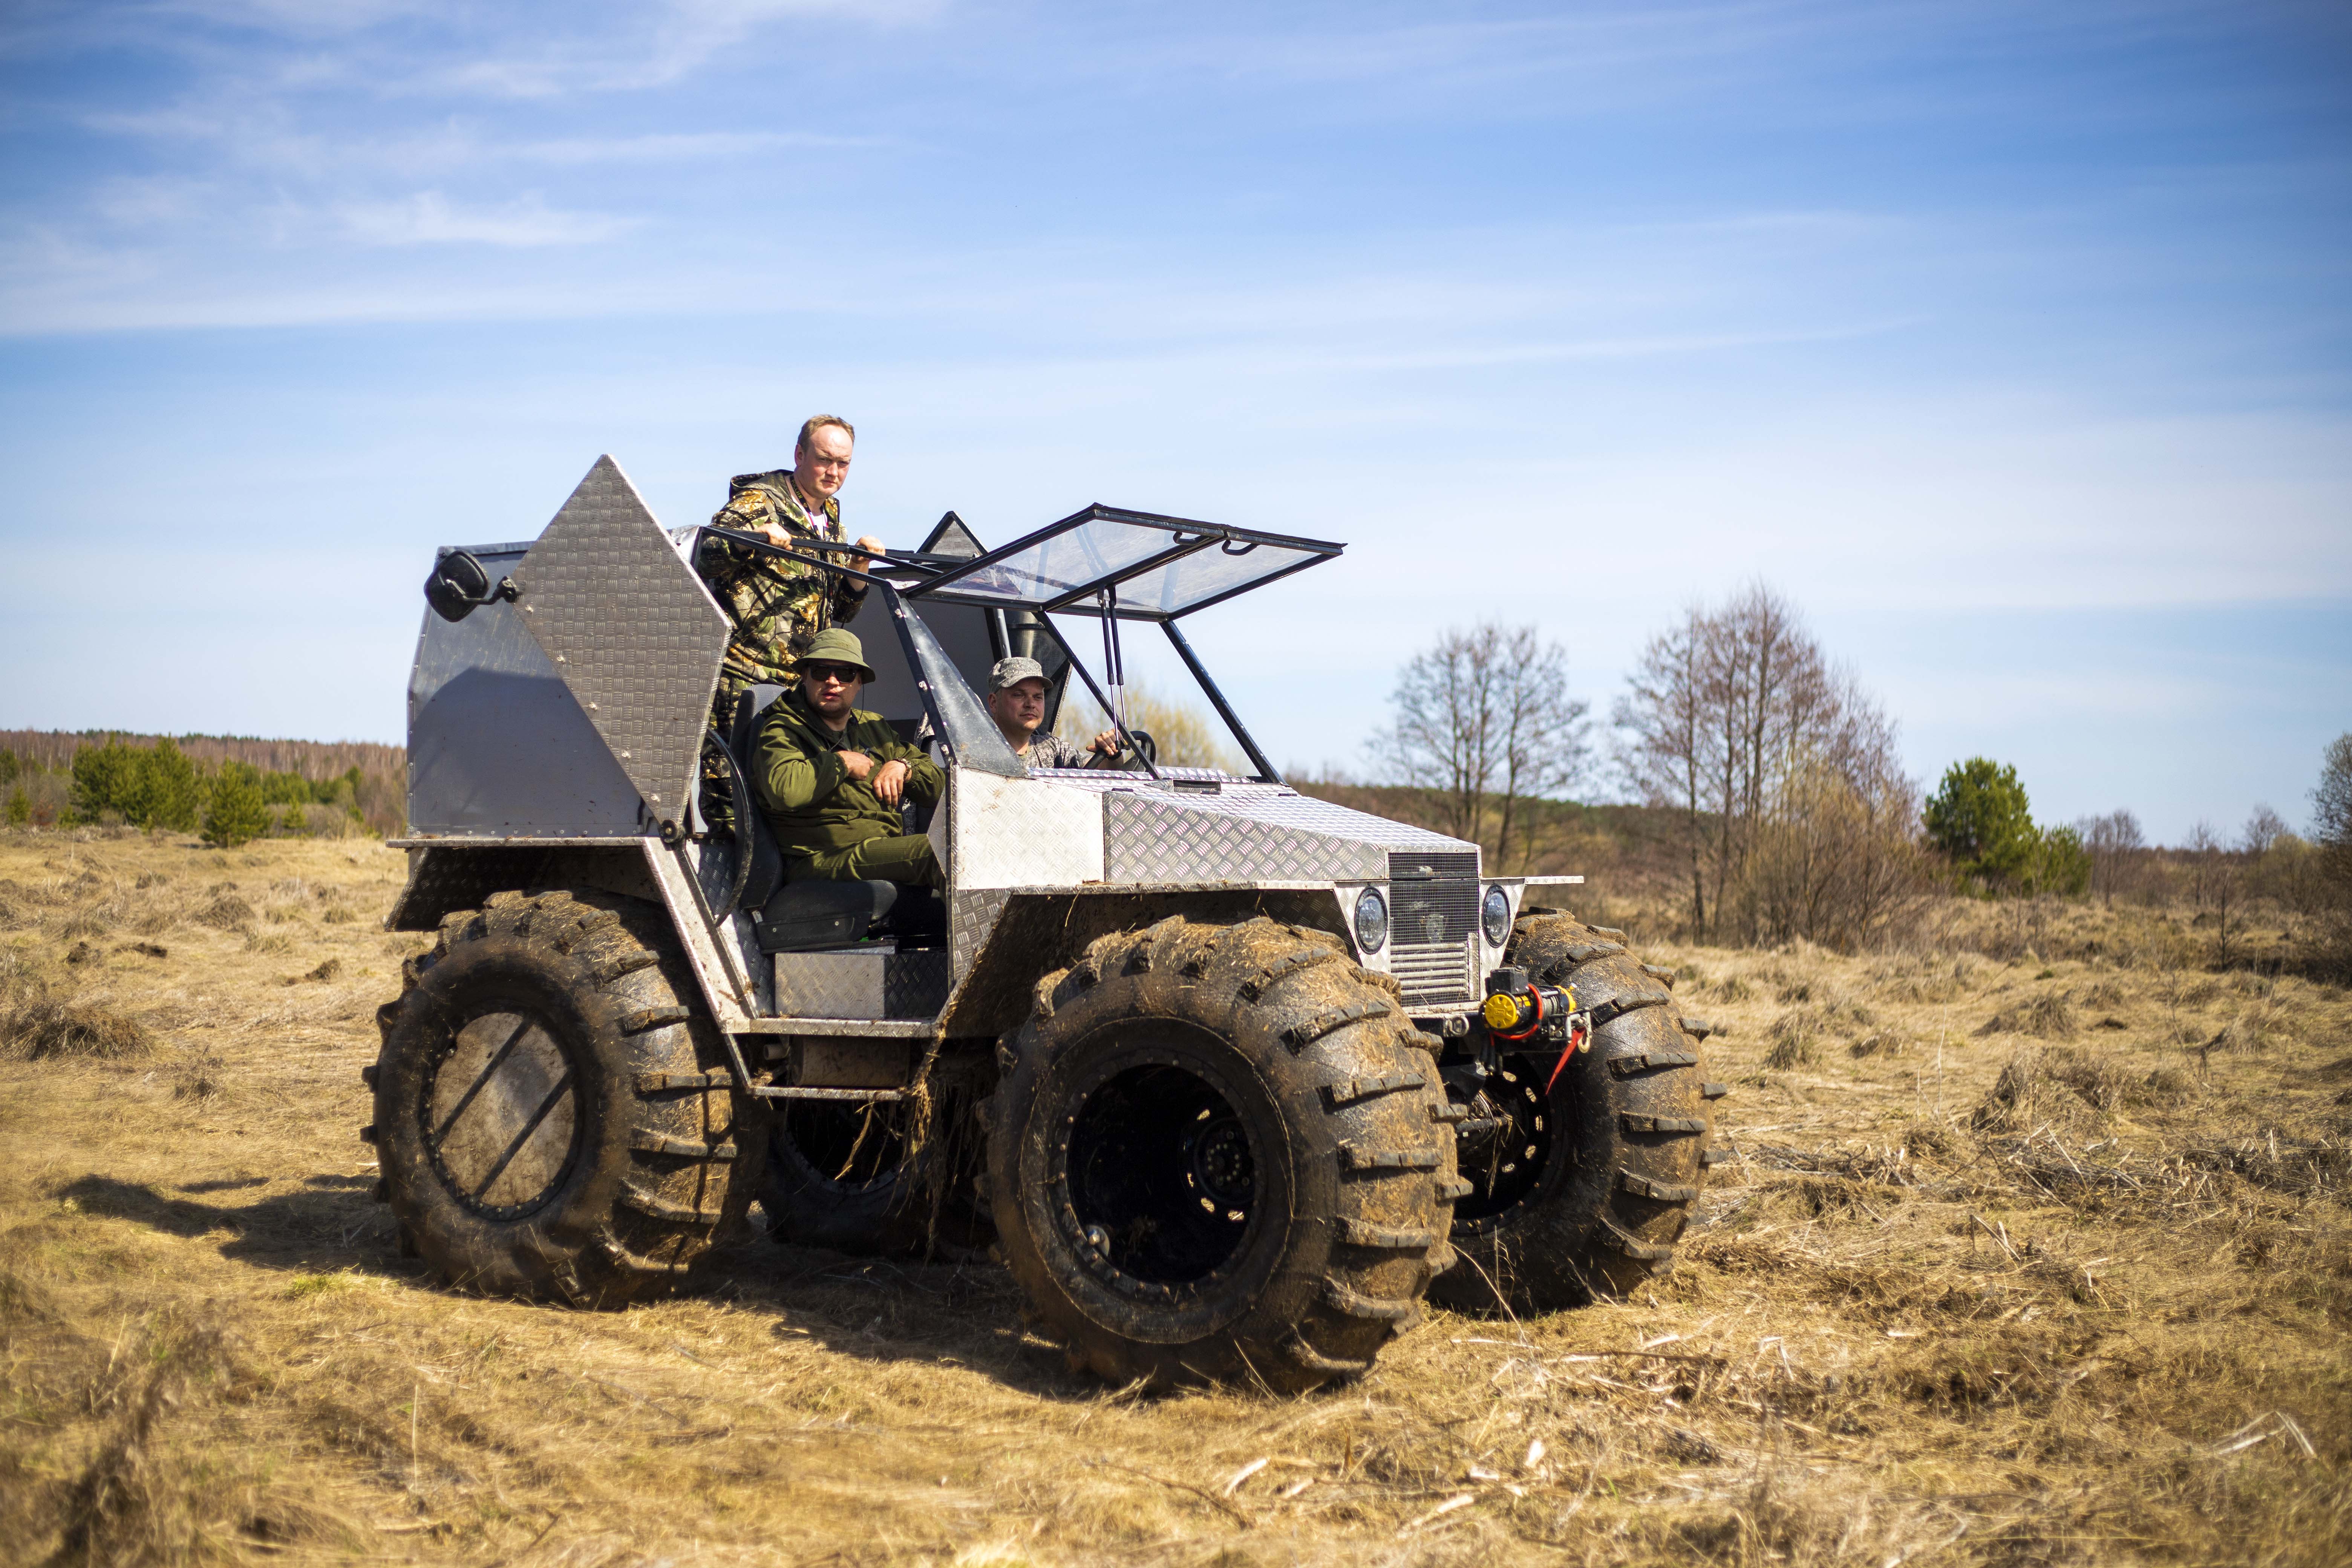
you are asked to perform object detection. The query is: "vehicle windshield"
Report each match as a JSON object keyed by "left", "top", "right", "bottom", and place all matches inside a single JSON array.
[{"left": 906, "top": 505, "right": 1338, "bottom": 620}]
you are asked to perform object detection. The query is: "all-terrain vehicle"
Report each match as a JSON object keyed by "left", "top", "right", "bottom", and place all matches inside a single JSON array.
[{"left": 366, "top": 456, "right": 1719, "bottom": 1390}]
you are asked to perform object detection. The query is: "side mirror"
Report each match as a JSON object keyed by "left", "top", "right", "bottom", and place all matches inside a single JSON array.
[{"left": 424, "top": 549, "right": 517, "bottom": 623}]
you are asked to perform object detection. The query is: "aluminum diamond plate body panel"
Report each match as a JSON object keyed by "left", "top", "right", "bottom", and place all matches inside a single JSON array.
[
  {"left": 510, "top": 456, "right": 727, "bottom": 823},
  {"left": 950, "top": 887, "right": 1012, "bottom": 985},
  {"left": 1093, "top": 784, "right": 1471, "bottom": 884}
]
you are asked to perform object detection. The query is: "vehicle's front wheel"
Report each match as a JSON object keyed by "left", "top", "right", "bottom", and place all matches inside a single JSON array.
[
  {"left": 367, "top": 888, "right": 765, "bottom": 1305},
  {"left": 1433, "top": 912, "right": 1710, "bottom": 1314},
  {"left": 989, "top": 916, "right": 1458, "bottom": 1392}
]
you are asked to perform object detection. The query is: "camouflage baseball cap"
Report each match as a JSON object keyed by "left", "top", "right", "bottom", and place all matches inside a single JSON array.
[
  {"left": 799, "top": 628, "right": 875, "bottom": 682},
  {"left": 989, "top": 656, "right": 1047, "bottom": 691}
]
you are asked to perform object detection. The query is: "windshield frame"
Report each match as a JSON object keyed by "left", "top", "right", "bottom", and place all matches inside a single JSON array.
[{"left": 899, "top": 504, "right": 1343, "bottom": 622}]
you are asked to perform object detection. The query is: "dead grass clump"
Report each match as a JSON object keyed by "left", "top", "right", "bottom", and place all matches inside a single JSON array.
[
  {"left": 3, "top": 995, "right": 153, "bottom": 1061},
  {"left": 2079, "top": 977, "right": 2127, "bottom": 1009},
  {"left": 284, "top": 958, "right": 341, "bottom": 986},
  {"left": 193, "top": 891, "right": 255, "bottom": 930},
  {"left": 0, "top": 877, "right": 45, "bottom": 929},
  {"left": 1978, "top": 989, "right": 2077, "bottom": 1039},
  {"left": 2186, "top": 1136, "right": 2350, "bottom": 1200},
  {"left": 1850, "top": 1029, "right": 1907, "bottom": 1058},
  {"left": 1762, "top": 1010, "right": 1822, "bottom": 1070},
  {"left": 57, "top": 910, "right": 110, "bottom": 941},
  {"left": 172, "top": 1050, "right": 225, "bottom": 1101},
  {"left": 1708, "top": 973, "right": 1754, "bottom": 1003},
  {"left": 1972, "top": 1047, "right": 2124, "bottom": 1130},
  {"left": 2204, "top": 1001, "right": 2292, "bottom": 1056},
  {"left": 1898, "top": 1117, "right": 1958, "bottom": 1159},
  {"left": 35, "top": 1313, "right": 337, "bottom": 1566},
  {"left": 66, "top": 940, "right": 99, "bottom": 966},
  {"left": 321, "top": 904, "right": 360, "bottom": 925},
  {"left": 243, "top": 930, "right": 292, "bottom": 956},
  {"left": 1874, "top": 969, "right": 1960, "bottom": 1004}
]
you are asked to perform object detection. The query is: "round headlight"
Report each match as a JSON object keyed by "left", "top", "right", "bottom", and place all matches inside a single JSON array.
[
  {"left": 1481, "top": 884, "right": 1513, "bottom": 947},
  {"left": 1353, "top": 887, "right": 1389, "bottom": 953}
]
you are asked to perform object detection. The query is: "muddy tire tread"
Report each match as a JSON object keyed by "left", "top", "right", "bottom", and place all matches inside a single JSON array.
[
  {"left": 367, "top": 888, "right": 764, "bottom": 1306},
  {"left": 990, "top": 917, "right": 1454, "bottom": 1392}
]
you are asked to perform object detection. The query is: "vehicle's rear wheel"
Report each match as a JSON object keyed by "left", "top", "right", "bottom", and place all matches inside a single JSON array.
[
  {"left": 989, "top": 916, "right": 1457, "bottom": 1392},
  {"left": 1433, "top": 912, "right": 1709, "bottom": 1313},
  {"left": 761, "top": 1098, "right": 929, "bottom": 1255},
  {"left": 367, "top": 888, "right": 765, "bottom": 1305}
]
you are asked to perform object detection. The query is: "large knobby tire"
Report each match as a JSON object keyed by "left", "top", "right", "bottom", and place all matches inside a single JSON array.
[
  {"left": 761, "top": 1099, "right": 929, "bottom": 1255},
  {"left": 367, "top": 888, "right": 766, "bottom": 1306},
  {"left": 1432, "top": 912, "right": 1709, "bottom": 1314},
  {"left": 989, "top": 916, "right": 1458, "bottom": 1393}
]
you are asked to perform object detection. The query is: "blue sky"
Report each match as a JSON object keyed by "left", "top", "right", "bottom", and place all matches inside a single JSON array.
[{"left": 2, "top": 0, "right": 2346, "bottom": 842}]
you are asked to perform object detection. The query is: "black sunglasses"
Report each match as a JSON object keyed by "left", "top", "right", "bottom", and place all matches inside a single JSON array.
[{"left": 803, "top": 663, "right": 863, "bottom": 685}]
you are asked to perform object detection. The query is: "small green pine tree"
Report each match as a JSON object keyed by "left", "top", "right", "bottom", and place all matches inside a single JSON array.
[
  {"left": 204, "top": 763, "right": 270, "bottom": 848},
  {"left": 138, "top": 738, "right": 204, "bottom": 832},
  {"left": 1924, "top": 758, "right": 2039, "bottom": 888},
  {"left": 5, "top": 786, "right": 28, "bottom": 827},
  {"left": 2026, "top": 824, "right": 2093, "bottom": 897}
]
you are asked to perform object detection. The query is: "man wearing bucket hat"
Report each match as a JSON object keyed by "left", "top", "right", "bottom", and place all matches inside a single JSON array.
[
  {"left": 985, "top": 657, "right": 1137, "bottom": 772},
  {"left": 751, "top": 628, "right": 945, "bottom": 894}
]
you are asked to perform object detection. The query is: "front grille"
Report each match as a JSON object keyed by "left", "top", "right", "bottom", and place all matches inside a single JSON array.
[
  {"left": 1391, "top": 937, "right": 1475, "bottom": 1008},
  {"left": 1388, "top": 850, "right": 1478, "bottom": 948}
]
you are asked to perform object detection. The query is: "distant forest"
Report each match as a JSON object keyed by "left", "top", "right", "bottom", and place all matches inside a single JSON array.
[{"left": 0, "top": 730, "right": 405, "bottom": 839}]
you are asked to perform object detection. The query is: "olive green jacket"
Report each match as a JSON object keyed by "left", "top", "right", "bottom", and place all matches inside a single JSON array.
[{"left": 752, "top": 690, "right": 943, "bottom": 859}]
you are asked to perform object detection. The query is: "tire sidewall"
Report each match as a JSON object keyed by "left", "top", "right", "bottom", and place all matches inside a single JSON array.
[
  {"left": 1006, "top": 1012, "right": 1307, "bottom": 1349},
  {"left": 378, "top": 936, "right": 636, "bottom": 1298},
  {"left": 1436, "top": 915, "right": 1707, "bottom": 1308}
]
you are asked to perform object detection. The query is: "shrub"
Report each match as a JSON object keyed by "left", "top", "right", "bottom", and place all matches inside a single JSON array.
[
  {"left": 1925, "top": 759, "right": 2038, "bottom": 886},
  {"left": 69, "top": 738, "right": 203, "bottom": 832},
  {"left": 203, "top": 764, "right": 269, "bottom": 848}
]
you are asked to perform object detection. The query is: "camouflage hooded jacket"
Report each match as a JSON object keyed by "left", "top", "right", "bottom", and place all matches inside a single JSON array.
[{"left": 696, "top": 470, "right": 868, "bottom": 695}]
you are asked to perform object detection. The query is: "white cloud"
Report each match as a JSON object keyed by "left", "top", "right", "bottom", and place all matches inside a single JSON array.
[{"left": 336, "top": 190, "right": 634, "bottom": 247}]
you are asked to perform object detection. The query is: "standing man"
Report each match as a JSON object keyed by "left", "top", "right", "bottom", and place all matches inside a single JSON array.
[
  {"left": 753, "top": 629, "right": 945, "bottom": 899},
  {"left": 697, "top": 415, "right": 887, "bottom": 828},
  {"left": 983, "top": 657, "right": 1134, "bottom": 771}
]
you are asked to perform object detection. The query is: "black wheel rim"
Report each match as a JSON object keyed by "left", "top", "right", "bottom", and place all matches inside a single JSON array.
[
  {"left": 1056, "top": 1056, "right": 1263, "bottom": 1301},
  {"left": 420, "top": 1005, "right": 583, "bottom": 1220},
  {"left": 775, "top": 1101, "right": 909, "bottom": 1194},
  {"left": 1451, "top": 1057, "right": 1552, "bottom": 1222}
]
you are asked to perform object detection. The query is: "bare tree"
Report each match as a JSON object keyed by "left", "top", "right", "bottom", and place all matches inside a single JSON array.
[
  {"left": 1616, "top": 615, "right": 1710, "bottom": 934},
  {"left": 2079, "top": 809, "right": 2145, "bottom": 906},
  {"left": 2243, "top": 804, "right": 2288, "bottom": 856},
  {"left": 1372, "top": 623, "right": 1589, "bottom": 868},
  {"left": 1613, "top": 582, "right": 1922, "bottom": 948},
  {"left": 1490, "top": 626, "right": 1590, "bottom": 870}
]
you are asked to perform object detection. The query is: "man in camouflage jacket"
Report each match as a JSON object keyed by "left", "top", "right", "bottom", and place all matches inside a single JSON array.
[
  {"left": 696, "top": 415, "right": 886, "bottom": 826},
  {"left": 698, "top": 414, "right": 886, "bottom": 717}
]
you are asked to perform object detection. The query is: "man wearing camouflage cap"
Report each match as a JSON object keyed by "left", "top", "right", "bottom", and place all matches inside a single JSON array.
[
  {"left": 753, "top": 629, "right": 945, "bottom": 899},
  {"left": 985, "top": 657, "right": 1135, "bottom": 772}
]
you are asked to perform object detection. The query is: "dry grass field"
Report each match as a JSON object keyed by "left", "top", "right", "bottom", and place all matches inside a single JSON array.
[{"left": 2, "top": 829, "right": 2347, "bottom": 1567}]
